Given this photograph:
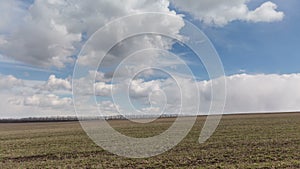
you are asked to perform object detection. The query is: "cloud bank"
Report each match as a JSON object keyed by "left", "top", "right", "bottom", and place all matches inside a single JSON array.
[{"left": 3, "top": 73, "right": 300, "bottom": 118}]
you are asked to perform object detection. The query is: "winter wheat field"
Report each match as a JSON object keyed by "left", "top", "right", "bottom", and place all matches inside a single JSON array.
[{"left": 1, "top": 113, "right": 299, "bottom": 169}]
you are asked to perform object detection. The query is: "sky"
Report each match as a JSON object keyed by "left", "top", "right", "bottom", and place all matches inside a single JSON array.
[{"left": 0, "top": 0, "right": 300, "bottom": 118}]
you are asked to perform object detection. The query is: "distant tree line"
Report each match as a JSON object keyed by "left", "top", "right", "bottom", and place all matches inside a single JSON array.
[
  {"left": 0, "top": 116, "right": 79, "bottom": 123},
  {"left": 0, "top": 114, "right": 181, "bottom": 123}
]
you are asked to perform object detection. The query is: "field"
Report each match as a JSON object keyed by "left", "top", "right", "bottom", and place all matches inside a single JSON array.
[{"left": 1, "top": 113, "right": 300, "bottom": 168}]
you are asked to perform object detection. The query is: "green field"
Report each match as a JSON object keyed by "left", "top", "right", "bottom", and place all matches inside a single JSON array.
[{"left": 1, "top": 113, "right": 300, "bottom": 168}]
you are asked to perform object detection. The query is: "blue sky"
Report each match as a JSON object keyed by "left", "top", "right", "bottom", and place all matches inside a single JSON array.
[{"left": 1, "top": 0, "right": 300, "bottom": 118}]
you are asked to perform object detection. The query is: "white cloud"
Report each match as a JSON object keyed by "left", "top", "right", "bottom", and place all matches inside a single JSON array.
[
  {"left": 9, "top": 92, "right": 72, "bottom": 109},
  {"left": 73, "top": 73, "right": 110, "bottom": 96},
  {"left": 0, "top": 75, "right": 74, "bottom": 118},
  {"left": 195, "top": 73, "right": 300, "bottom": 113},
  {"left": 171, "top": 0, "right": 284, "bottom": 26},
  {"left": 98, "top": 100, "right": 120, "bottom": 115},
  {"left": 4, "top": 93, "right": 74, "bottom": 118},
  {"left": 89, "top": 71, "right": 111, "bottom": 83},
  {"left": 246, "top": 2, "right": 284, "bottom": 23},
  {"left": 0, "top": 19, "right": 81, "bottom": 68},
  {"left": 23, "top": 94, "right": 72, "bottom": 108},
  {"left": 43, "top": 75, "right": 71, "bottom": 91},
  {"left": 109, "top": 76, "right": 194, "bottom": 116},
  {"left": 77, "top": 7, "right": 184, "bottom": 67},
  {"left": 129, "top": 79, "right": 162, "bottom": 98},
  {"left": 223, "top": 73, "right": 300, "bottom": 112},
  {"left": 0, "top": 74, "right": 23, "bottom": 90},
  {"left": 94, "top": 82, "right": 113, "bottom": 97}
]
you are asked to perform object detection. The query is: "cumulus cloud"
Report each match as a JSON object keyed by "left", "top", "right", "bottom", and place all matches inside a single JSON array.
[
  {"left": 9, "top": 93, "right": 72, "bottom": 108},
  {"left": 171, "top": 0, "right": 284, "bottom": 26},
  {"left": 43, "top": 75, "right": 71, "bottom": 91},
  {"left": 94, "top": 82, "right": 113, "bottom": 97},
  {"left": 89, "top": 71, "right": 111, "bottom": 83},
  {"left": 0, "top": 74, "right": 23, "bottom": 90},
  {"left": 246, "top": 2, "right": 284, "bottom": 23},
  {"left": 108, "top": 76, "right": 194, "bottom": 116},
  {"left": 0, "top": 0, "right": 82, "bottom": 67},
  {"left": 0, "top": 75, "right": 73, "bottom": 117},
  {"left": 129, "top": 79, "right": 162, "bottom": 98},
  {"left": 23, "top": 94, "right": 72, "bottom": 108},
  {"left": 73, "top": 73, "right": 112, "bottom": 96},
  {"left": 98, "top": 101, "right": 120, "bottom": 115}
]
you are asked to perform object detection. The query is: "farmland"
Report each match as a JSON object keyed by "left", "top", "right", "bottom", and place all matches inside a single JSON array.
[{"left": 1, "top": 113, "right": 300, "bottom": 168}]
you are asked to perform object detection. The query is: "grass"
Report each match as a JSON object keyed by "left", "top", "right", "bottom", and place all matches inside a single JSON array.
[{"left": 0, "top": 113, "right": 300, "bottom": 168}]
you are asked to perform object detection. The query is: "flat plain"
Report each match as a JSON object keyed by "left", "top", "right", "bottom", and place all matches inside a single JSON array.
[{"left": 1, "top": 113, "right": 300, "bottom": 168}]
